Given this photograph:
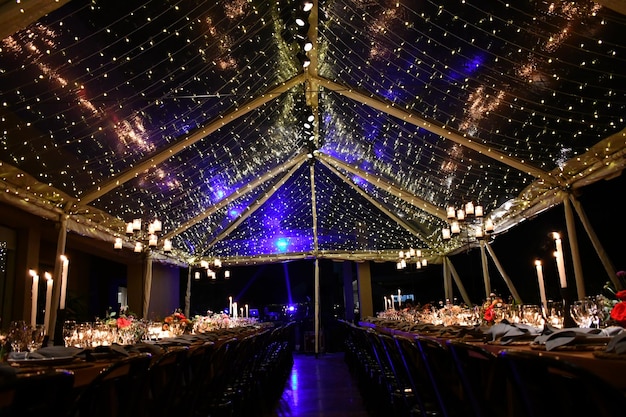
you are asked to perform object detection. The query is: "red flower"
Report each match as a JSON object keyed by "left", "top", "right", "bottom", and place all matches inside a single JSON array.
[
  {"left": 616, "top": 290, "right": 626, "bottom": 301},
  {"left": 611, "top": 302, "right": 626, "bottom": 326},
  {"left": 484, "top": 305, "right": 495, "bottom": 322},
  {"left": 117, "top": 317, "right": 132, "bottom": 329}
]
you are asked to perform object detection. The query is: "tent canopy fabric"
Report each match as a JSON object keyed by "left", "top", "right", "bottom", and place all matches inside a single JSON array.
[{"left": 1, "top": 0, "right": 625, "bottom": 267}]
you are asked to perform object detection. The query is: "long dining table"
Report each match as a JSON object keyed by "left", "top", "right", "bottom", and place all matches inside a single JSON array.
[
  {"left": 1, "top": 323, "right": 269, "bottom": 392},
  {"left": 359, "top": 319, "right": 626, "bottom": 392}
]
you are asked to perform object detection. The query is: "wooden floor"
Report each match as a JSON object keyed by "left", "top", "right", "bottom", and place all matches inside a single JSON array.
[{"left": 268, "top": 352, "right": 371, "bottom": 417}]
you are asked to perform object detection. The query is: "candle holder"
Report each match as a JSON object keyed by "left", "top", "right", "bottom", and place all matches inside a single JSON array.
[{"left": 560, "top": 287, "right": 578, "bottom": 328}]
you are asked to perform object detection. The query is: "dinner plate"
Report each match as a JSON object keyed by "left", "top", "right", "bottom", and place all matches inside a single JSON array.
[{"left": 8, "top": 355, "right": 78, "bottom": 366}]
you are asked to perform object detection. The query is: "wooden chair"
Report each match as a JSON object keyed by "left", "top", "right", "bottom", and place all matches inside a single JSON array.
[
  {"left": 67, "top": 352, "right": 152, "bottom": 417},
  {"left": 145, "top": 346, "right": 189, "bottom": 417},
  {"left": 393, "top": 335, "right": 445, "bottom": 417},
  {"left": 0, "top": 369, "right": 74, "bottom": 417},
  {"left": 497, "top": 349, "right": 626, "bottom": 417},
  {"left": 445, "top": 339, "right": 498, "bottom": 417}
]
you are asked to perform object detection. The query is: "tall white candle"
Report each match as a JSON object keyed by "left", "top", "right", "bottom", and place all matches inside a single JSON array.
[
  {"left": 384, "top": 296, "right": 388, "bottom": 310},
  {"left": 43, "top": 272, "right": 53, "bottom": 335},
  {"left": 390, "top": 294, "right": 394, "bottom": 310},
  {"left": 398, "top": 289, "right": 402, "bottom": 308},
  {"left": 229, "top": 296, "right": 233, "bottom": 316},
  {"left": 232, "top": 302, "right": 237, "bottom": 319},
  {"left": 60, "top": 255, "right": 69, "bottom": 310},
  {"left": 553, "top": 233, "right": 567, "bottom": 288},
  {"left": 30, "top": 270, "right": 39, "bottom": 327},
  {"left": 245, "top": 304, "right": 249, "bottom": 318},
  {"left": 535, "top": 260, "right": 548, "bottom": 314}
]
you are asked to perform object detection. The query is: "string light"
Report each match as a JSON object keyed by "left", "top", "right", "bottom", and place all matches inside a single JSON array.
[{"left": 0, "top": 1, "right": 622, "bottom": 266}]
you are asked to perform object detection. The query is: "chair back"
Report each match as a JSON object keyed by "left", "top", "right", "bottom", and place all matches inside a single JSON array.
[
  {"left": 393, "top": 335, "right": 445, "bottom": 417},
  {"left": 145, "top": 346, "right": 189, "bottom": 417},
  {"left": 497, "top": 349, "right": 626, "bottom": 417},
  {"left": 445, "top": 339, "right": 498, "bottom": 417},
  {"left": 0, "top": 369, "right": 74, "bottom": 417},
  {"left": 68, "top": 352, "right": 152, "bottom": 417}
]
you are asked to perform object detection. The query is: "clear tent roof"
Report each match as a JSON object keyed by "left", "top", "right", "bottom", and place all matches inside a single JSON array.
[{"left": 1, "top": 0, "right": 625, "bottom": 266}]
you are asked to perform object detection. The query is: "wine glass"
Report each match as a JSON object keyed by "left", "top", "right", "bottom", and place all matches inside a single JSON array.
[
  {"left": 570, "top": 299, "right": 593, "bottom": 328},
  {"left": 8, "top": 320, "right": 29, "bottom": 352},
  {"left": 63, "top": 320, "right": 77, "bottom": 347},
  {"left": 27, "top": 324, "right": 46, "bottom": 352}
]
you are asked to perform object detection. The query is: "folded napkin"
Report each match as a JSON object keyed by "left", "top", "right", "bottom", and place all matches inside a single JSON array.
[
  {"left": 36, "top": 346, "right": 83, "bottom": 358},
  {"left": 127, "top": 342, "right": 166, "bottom": 355},
  {"left": 82, "top": 344, "right": 130, "bottom": 361},
  {"left": 483, "top": 322, "right": 541, "bottom": 344},
  {"left": 7, "top": 345, "right": 83, "bottom": 360},
  {"left": 533, "top": 327, "right": 616, "bottom": 351},
  {"left": 604, "top": 329, "right": 626, "bottom": 354},
  {"left": 156, "top": 337, "right": 193, "bottom": 346},
  {"left": 8, "top": 351, "right": 43, "bottom": 360}
]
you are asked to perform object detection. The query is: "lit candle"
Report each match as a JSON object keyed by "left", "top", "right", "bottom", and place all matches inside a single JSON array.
[
  {"left": 451, "top": 221, "right": 460, "bottom": 234},
  {"left": 553, "top": 233, "right": 567, "bottom": 288},
  {"left": 233, "top": 302, "right": 238, "bottom": 318},
  {"left": 390, "top": 294, "right": 394, "bottom": 310},
  {"left": 535, "top": 260, "right": 548, "bottom": 314},
  {"left": 229, "top": 296, "right": 233, "bottom": 316},
  {"left": 43, "top": 272, "right": 53, "bottom": 335},
  {"left": 398, "top": 289, "right": 402, "bottom": 308},
  {"left": 447, "top": 206, "right": 456, "bottom": 219},
  {"left": 245, "top": 304, "right": 249, "bottom": 318},
  {"left": 240, "top": 307, "right": 243, "bottom": 317},
  {"left": 442, "top": 228, "right": 451, "bottom": 240},
  {"left": 60, "top": 255, "right": 69, "bottom": 310},
  {"left": 384, "top": 296, "right": 388, "bottom": 310},
  {"left": 484, "top": 218, "right": 494, "bottom": 233},
  {"left": 30, "top": 270, "right": 39, "bottom": 327},
  {"left": 474, "top": 205, "right": 484, "bottom": 217}
]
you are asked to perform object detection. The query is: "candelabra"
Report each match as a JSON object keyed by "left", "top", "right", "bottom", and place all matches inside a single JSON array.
[
  {"left": 197, "top": 258, "right": 230, "bottom": 280},
  {"left": 113, "top": 218, "right": 172, "bottom": 253},
  {"left": 441, "top": 201, "right": 493, "bottom": 241},
  {"left": 396, "top": 248, "right": 428, "bottom": 270}
]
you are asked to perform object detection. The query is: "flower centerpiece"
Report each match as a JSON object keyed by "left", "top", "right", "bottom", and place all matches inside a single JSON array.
[
  {"left": 162, "top": 309, "right": 192, "bottom": 335},
  {"left": 103, "top": 306, "right": 145, "bottom": 344},
  {"left": 602, "top": 271, "right": 626, "bottom": 327}
]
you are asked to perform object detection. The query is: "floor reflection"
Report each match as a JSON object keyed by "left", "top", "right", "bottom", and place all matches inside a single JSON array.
[{"left": 269, "top": 352, "right": 370, "bottom": 417}]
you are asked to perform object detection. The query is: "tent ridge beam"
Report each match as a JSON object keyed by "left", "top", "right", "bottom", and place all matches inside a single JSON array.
[
  {"left": 312, "top": 75, "right": 556, "bottom": 186},
  {"left": 319, "top": 157, "right": 436, "bottom": 247},
  {"left": 203, "top": 157, "right": 306, "bottom": 251},
  {"left": 317, "top": 152, "right": 446, "bottom": 220},
  {"left": 162, "top": 151, "right": 309, "bottom": 240}
]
